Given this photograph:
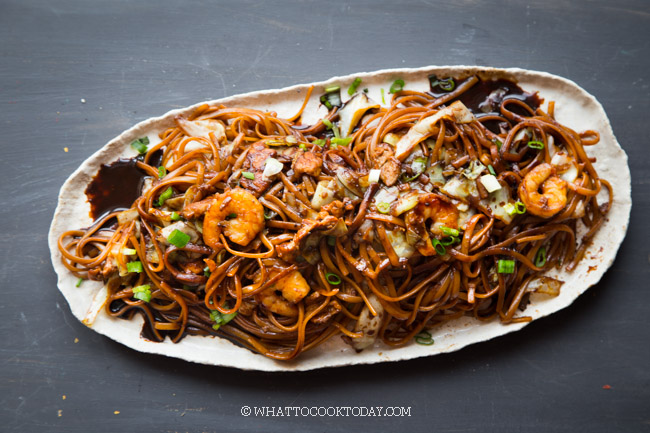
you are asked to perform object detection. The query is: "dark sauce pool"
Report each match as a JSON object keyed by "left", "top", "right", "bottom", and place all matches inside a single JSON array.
[
  {"left": 84, "top": 158, "right": 148, "bottom": 221},
  {"left": 429, "top": 75, "right": 542, "bottom": 133}
]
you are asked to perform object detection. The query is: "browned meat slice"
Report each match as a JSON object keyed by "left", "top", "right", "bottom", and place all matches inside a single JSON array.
[
  {"left": 372, "top": 142, "right": 401, "bottom": 186},
  {"left": 293, "top": 151, "right": 323, "bottom": 177},
  {"left": 240, "top": 144, "right": 276, "bottom": 196},
  {"left": 180, "top": 198, "right": 216, "bottom": 220},
  {"left": 380, "top": 157, "right": 401, "bottom": 186}
]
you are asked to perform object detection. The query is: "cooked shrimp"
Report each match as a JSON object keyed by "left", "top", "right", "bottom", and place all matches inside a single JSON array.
[
  {"left": 405, "top": 194, "right": 459, "bottom": 256},
  {"left": 202, "top": 188, "right": 264, "bottom": 249},
  {"left": 518, "top": 163, "right": 567, "bottom": 218},
  {"left": 255, "top": 270, "right": 311, "bottom": 317}
]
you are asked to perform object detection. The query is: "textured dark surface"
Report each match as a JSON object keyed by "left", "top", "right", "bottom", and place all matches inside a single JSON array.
[{"left": 1, "top": 1, "right": 649, "bottom": 432}]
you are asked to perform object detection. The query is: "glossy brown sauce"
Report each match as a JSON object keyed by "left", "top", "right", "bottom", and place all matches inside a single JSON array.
[
  {"left": 429, "top": 76, "right": 541, "bottom": 114},
  {"left": 85, "top": 158, "right": 148, "bottom": 220}
]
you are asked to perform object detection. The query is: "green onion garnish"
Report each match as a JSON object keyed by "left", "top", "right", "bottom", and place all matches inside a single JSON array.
[
  {"left": 376, "top": 202, "right": 391, "bottom": 214},
  {"left": 440, "top": 236, "right": 458, "bottom": 246},
  {"left": 381, "top": 88, "right": 386, "bottom": 104},
  {"left": 132, "top": 284, "right": 152, "bottom": 302},
  {"left": 327, "top": 236, "right": 336, "bottom": 247},
  {"left": 242, "top": 171, "right": 255, "bottom": 180},
  {"left": 402, "top": 157, "right": 428, "bottom": 182},
  {"left": 527, "top": 140, "right": 544, "bottom": 150},
  {"left": 515, "top": 201, "right": 526, "bottom": 214},
  {"left": 167, "top": 229, "right": 190, "bottom": 248},
  {"left": 322, "top": 118, "right": 333, "bottom": 129},
  {"left": 158, "top": 166, "right": 167, "bottom": 179},
  {"left": 130, "top": 137, "right": 149, "bottom": 154},
  {"left": 331, "top": 137, "right": 353, "bottom": 146},
  {"left": 210, "top": 308, "right": 237, "bottom": 331},
  {"left": 348, "top": 78, "right": 362, "bottom": 95},
  {"left": 429, "top": 76, "right": 456, "bottom": 92},
  {"left": 497, "top": 259, "right": 515, "bottom": 274},
  {"left": 204, "top": 266, "right": 211, "bottom": 277},
  {"left": 170, "top": 211, "right": 181, "bottom": 221},
  {"left": 332, "top": 124, "right": 341, "bottom": 139},
  {"left": 320, "top": 87, "right": 342, "bottom": 109},
  {"left": 226, "top": 212, "right": 237, "bottom": 219},
  {"left": 299, "top": 143, "right": 307, "bottom": 151},
  {"left": 389, "top": 79, "right": 405, "bottom": 94},
  {"left": 493, "top": 138, "right": 503, "bottom": 149},
  {"left": 76, "top": 278, "right": 83, "bottom": 287},
  {"left": 264, "top": 210, "right": 274, "bottom": 220},
  {"left": 312, "top": 139, "right": 326, "bottom": 147},
  {"left": 440, "top": 226, "right": 460, "bottom": 237},
  {"left": 157, "top": 187, "right": 173, "bottom": 207},
  {"left": 535, "top": 247, "right": 547, "bottom": 268},
  {"left": 122, "top": 248, "right": 137, "bottom": 255},
  {"left": 431, "top": 238, "right": 446, "bottom": 255},
  {"left": 127, "top": 261, "right": 143, "bottom": 273},
  {"left": 488, "top": 165, "right": 496, "bottom": 176},
  {"left": 325, "top": 273, "right": 342, "bottom": 285},
  {"left": 415, "top": 330, "right": 434, "bottom": 345}
]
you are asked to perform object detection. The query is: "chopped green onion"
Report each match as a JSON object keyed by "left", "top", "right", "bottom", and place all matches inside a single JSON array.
[
  {"left": 320, "top": 87, "right": 341, "bottom": 109},
  {"left": 204, "top": 266, "right": 211, "bottom": 277},
  {"left": 132, "top": 284, "right": 152, "bottom": 303},
  {"left": 331, "top": 137, "right": 353, "bottom": 146},
  {"left": 348, "top": 78, "right": 362, "bottom": 95},
  {"left": 497, "top": 259, "right": 515, "bottom": 274},
  {"left": 157, "top": 187, "right": 173, "bottom": 207},
  {"left": 493, "top": 138, "right": 503, "bottom": 149},
  {"left": 527, "top": 140, "right": 544, "bottom": 150},
  {"left": 312, "top": 139, "right": 326, "bottom": 147},
  {"left": 325, "top": 272, "right": 342, "bottom": 285},
  {"left": 515, "top": 201, "right": 526, "bottom": 214},
  {"left": 332, "top": 124, "right": 341, "bottom": 139},
  {"left": 226, "top": 212, "right": 237, "bottom": 219},
  {"left": 264, "top": 210, "right": 274, "bottom": 220},
  {"left": 327, "top": 236, "right": 336, "bottom": 247},
  {"left": 488, "top": 165, "right": 496, "bottom": 176},
  {"left": 122, "top": 248, "right": 137, "bottom": 255},
  {"left": 130, "top": 137, "right": 149, "bottom": 154},
  {"left": 440, "top": 236, "right": 458, "bottom": 246},
  {"left": 429, "top": 76, "right": 456, "bottom": 92},
  {"left": 440, "top": 226, "right": 460, "bottom": 237},
  {"left": 389, "top": 79, "right": 405, "bottom": 94},
  {"left": 210, "top": 308, "right": 237, "bottom": 330},
  {"left": 402, "top": 157, "right": 428, "bottom": 182},
  {"left": 535, "top": 247, "right": 547, "bottom": 268},
  {"left": 322, "top": 118, "right": 333, "bottom": 129},
  {"left": 127, "top": 261, "right": 143, "bottom": 273},
  {"left": 242, "top": 171, "right": 255, "bottom": 180},
  {"left": 299, "top": 143, "right": 307, "bottom": 151},
  {"left": 415, "top": 330, "right": 434, "bottom": 345},
  {"left": 376, "top": 202, "right": 391, "bottom": 214},
  {"left": 76, "top": 278, "right": 83, "bottom": 287},
  {"left": 504, "top": 203, "right": 516, "bottom": 215},
  {"left": 158, "top": 166, "right": 167, "bottom": 179},
  {"left": 167, "top": 229, "right": 190, "bottom": 248},
  {"left": 170, "top": 211, "right": 181, "bottom": 221},
  {"left": 381, "top": 88, "right": 386, "bottom": 104},
  {"left": 431, "top": 238, "right": 446, "bottom": 255}
]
